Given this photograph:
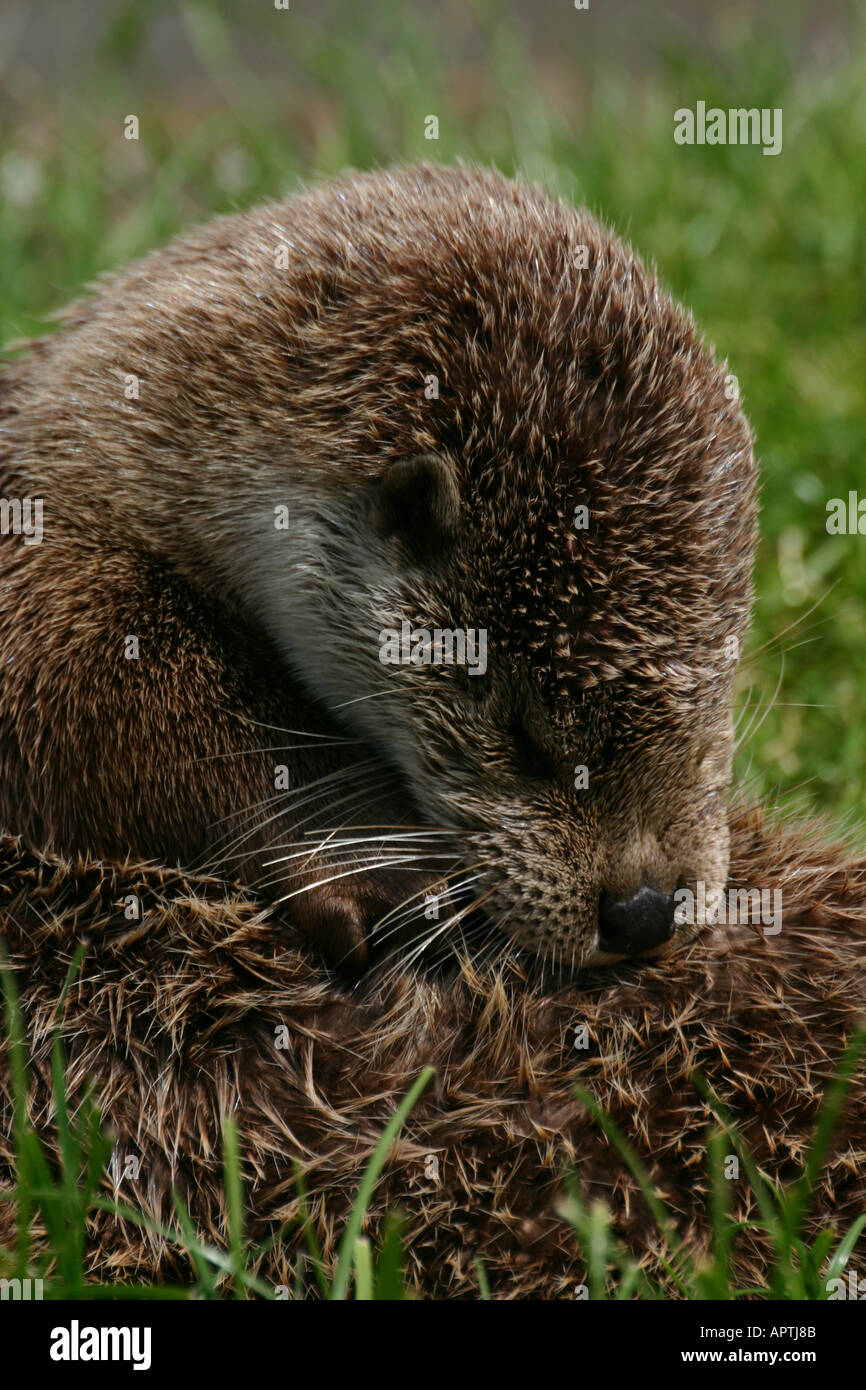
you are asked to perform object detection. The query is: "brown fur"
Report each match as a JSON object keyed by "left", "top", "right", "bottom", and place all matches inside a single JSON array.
[
  {"left": 0, "top": 802, "right": 864, "bottom": 1295},
  {"left": 0, "top": 163, "right": 755, "bottom": 966}
]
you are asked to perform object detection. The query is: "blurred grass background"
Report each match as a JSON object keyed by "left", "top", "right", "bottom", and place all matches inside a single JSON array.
[{"left": 1, "top": 0, "right": 864, "bottom": 830}]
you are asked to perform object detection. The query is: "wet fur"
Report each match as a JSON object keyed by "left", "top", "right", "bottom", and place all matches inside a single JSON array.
[{"left": 0, "top": 804, "right": 864, "bottom": 1294}]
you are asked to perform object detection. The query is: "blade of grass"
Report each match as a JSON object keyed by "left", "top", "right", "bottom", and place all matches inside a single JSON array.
[
  {"left": 353, "top": 1236, "right": 373, "bottom": 1300},
  {"left": 0, "top": 936, "right": 32, "bottom": 1276},
  {"left": 699, "top": 1125, "right": 733, "bottom": 1299},
  {"left": 172, "top": 1187, "right": 220, "bottom": 1297},
  {"left": 373, "top": 1211, "right": 408, "bottom": 1300},
  {"left": 689, "top": 1072, "right": 791, "bottom": 1293},
  {"left": 221, "top": 1115, "right": 246, "bottom": 1299},
  {"left": 823, "top": 1214, "right": 866, "bottom": 1290},
  {"left": 574, "top": 1084, "right": 692, "bottom": 1296},
  {"left": 292, "top": 1158, "right": 330, "bottom": 1298},
  {"left": 331, "top": 1065, "right": 434, "bottom": 1301}
]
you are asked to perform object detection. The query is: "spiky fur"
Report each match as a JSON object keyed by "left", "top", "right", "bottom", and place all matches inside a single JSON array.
[
  {"left": 0, "top": 804, "right": 864, "bottom": 1295},
  {"left": 0, "top": 163, "right": 755, "bottom": 963}
]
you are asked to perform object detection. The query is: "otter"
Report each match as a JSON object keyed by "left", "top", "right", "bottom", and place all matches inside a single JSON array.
[
  {"left": 0, "top": 162, "right": 756, "bottom": 973},
  {"left": 1, "top": 165, "right": 864, "bottom": 1300}
]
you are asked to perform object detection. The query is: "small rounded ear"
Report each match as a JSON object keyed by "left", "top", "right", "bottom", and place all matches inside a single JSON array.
[{"left": 372, "top": 453, "right": 461, "bottom": 559}]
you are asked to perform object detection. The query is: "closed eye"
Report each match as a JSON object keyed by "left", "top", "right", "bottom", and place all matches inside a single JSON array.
[{"left": 512, "top": 718, "right": 556, "bottom": 780}]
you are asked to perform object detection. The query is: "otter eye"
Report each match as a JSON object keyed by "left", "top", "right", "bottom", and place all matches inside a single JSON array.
[
  {"left": 454, "top": 665, "right": 489, "bottom": 702},
  {"left": 463, "top": 678, "right": 488, "bottom": 703},
  {"left": 512, "top": 719, "right": 555, "bottom": 780}
]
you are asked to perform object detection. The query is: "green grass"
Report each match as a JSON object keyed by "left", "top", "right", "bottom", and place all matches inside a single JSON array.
[{"left": 567, "top": 1033, "right": 866, "bottom": 1301}]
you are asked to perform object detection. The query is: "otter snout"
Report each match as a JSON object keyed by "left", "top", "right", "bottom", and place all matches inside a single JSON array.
[{"left": 597, "top": 884, "right": 676, "bottom": 957}]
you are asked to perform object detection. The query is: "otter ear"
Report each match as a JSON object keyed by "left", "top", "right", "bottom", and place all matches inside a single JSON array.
[{"left": 372, "top": 453, "right": 461, "bottom": 558}]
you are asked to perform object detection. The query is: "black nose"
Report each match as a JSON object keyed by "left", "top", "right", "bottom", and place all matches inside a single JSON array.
[{"left": 598, "top": 884, "right": 676, "bottom": 957}]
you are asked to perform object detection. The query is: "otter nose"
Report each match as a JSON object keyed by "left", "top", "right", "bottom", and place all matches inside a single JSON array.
[{"left": 597, "top": 884, "right": 676, "bottom": 957}]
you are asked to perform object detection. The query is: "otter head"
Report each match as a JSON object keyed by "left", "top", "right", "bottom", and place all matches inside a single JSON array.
[
  {"left": 350, "top": 414, "right": 753, "bottom": 968},
  {"left": 237, "top": 168, "right": 757, "bottom": 967},
  {"left": 282, "top": 419, "right": 754, "bottom": 970}
]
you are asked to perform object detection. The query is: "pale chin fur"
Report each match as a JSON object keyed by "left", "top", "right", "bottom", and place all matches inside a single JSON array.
[{"left": 219, "top": 478, "right": 428, "bottom": 785}]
